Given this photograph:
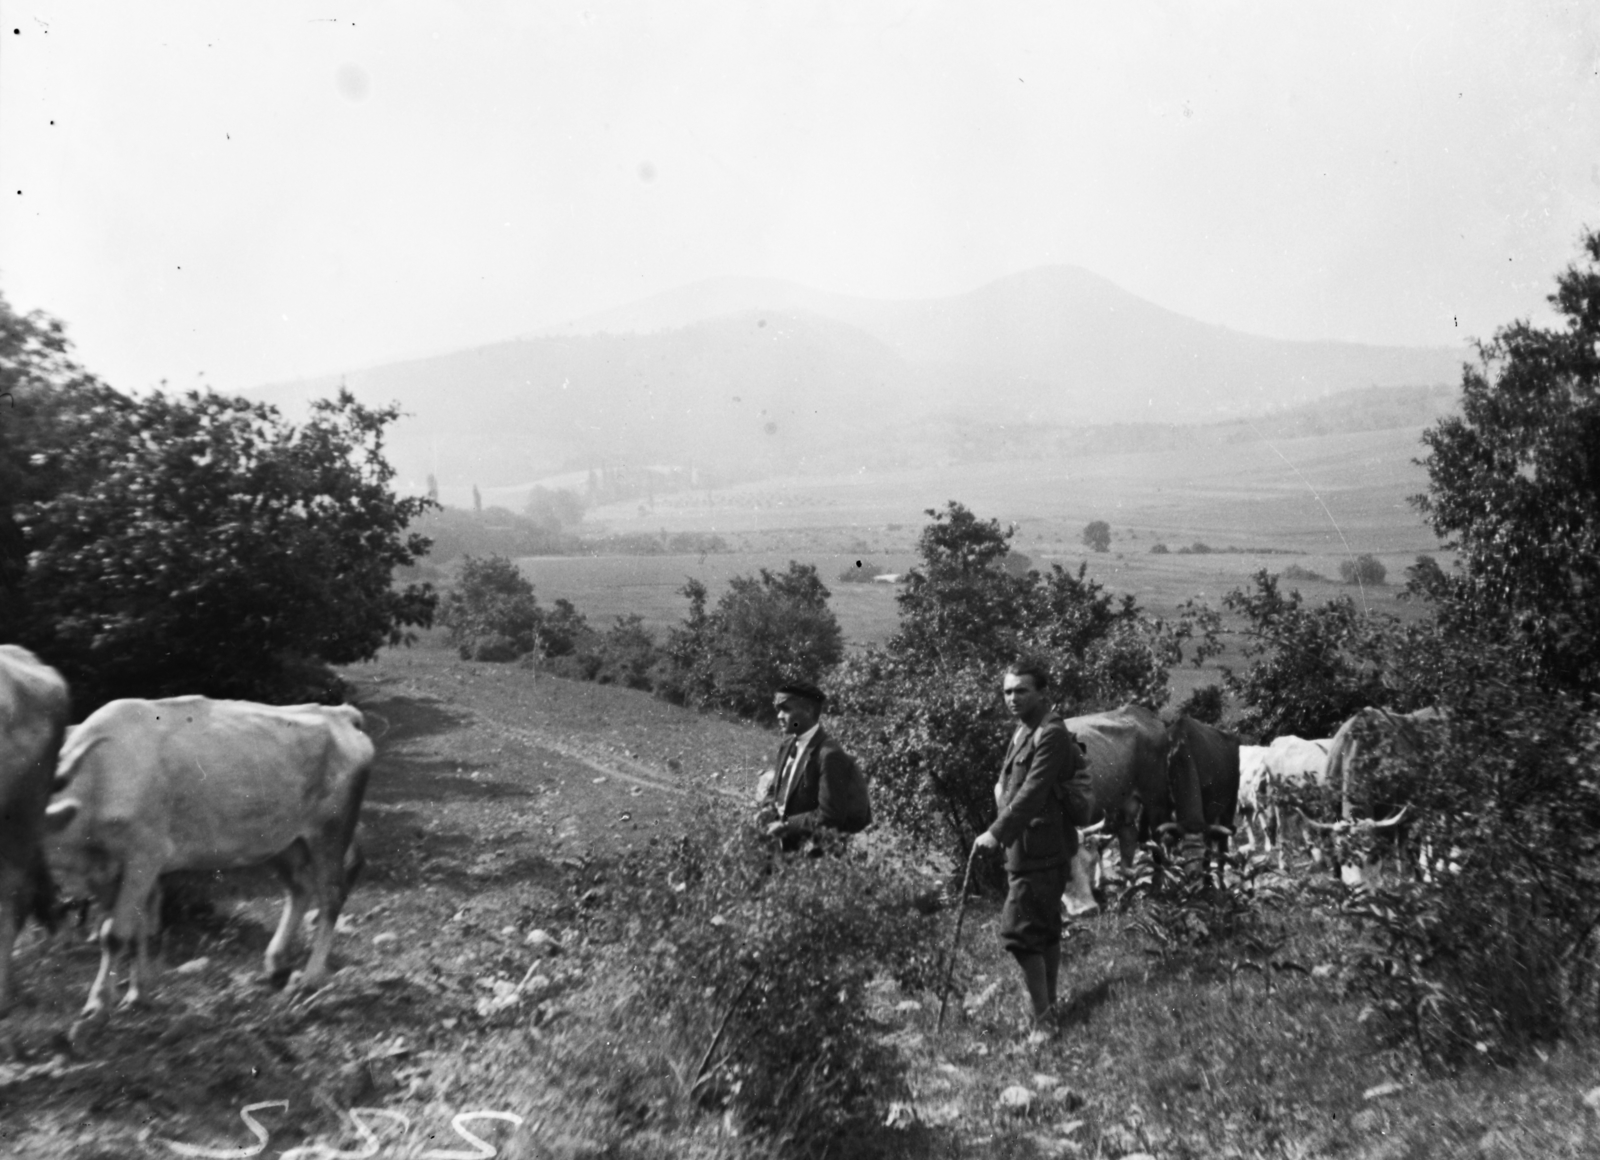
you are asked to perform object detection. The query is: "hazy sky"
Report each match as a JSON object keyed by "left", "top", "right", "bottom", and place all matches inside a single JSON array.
[{"left": 3, "top": 0, "right": 1596, "bottom": 394}]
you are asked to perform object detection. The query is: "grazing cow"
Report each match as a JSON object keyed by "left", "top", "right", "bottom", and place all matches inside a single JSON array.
[
  {"left": 49, "top": 697, "right": 373, "bottom": 1016},
  {"left": 1237, "top": 744, "right": 1271, "bottom": 851},
  {"left": 1062, "top": 704, "right": 1171, "bottom": 882},
  {"left": 1301, "top": 706, "right": 1442, "bottom": 886},
  {"left": 0, "top": 645, "right": 76, "bottom": 1013},
  {"left": 1163, "top": 716, "right": 1241, "bottom": 884},
  {"left": 1243, "top": 735, "right": 1333, "bottom": 863}
]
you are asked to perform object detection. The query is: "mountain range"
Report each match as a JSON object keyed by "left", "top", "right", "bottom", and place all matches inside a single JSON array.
[{"left": 245, "top": 266, "right": 1467, "bottom": 492}]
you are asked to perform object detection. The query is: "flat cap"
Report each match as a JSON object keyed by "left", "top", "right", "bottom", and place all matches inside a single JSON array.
[{"left": 773, "top": 681, "right": 827, "bottom": 708}]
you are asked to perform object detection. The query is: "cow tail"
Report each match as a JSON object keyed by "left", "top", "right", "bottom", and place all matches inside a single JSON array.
[{"left": 340, "top": 752, "right": 373, "bottom": 894}]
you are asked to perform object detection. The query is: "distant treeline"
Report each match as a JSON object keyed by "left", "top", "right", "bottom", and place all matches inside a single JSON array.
[
  {"left": 404, "top": 505, "right": 727, "bottom": 572},
  {"left": 950, "top": 382, "right": 1458, "bottom": 462}
]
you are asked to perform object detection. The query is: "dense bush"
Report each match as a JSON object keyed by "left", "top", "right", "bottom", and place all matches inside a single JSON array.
[
  {"left": 595, "top": 797, "right": 942, "bottom": 1154},
  {"left": 1345, "top": 673, "right": 1600, "bottom": 1065},
  {"left": 1082, "top": 519, "right": 1111, "bottom": 552},
  {"left": 1222, "top": 570, "right": 1403, "bottom": 741},
  {"left": 1149, "top": 542, "right": 1170, "bottom": 554},
  {"left": 438, "top": 555, "right": 543, "bottom": 661},
  {"left": 659, "top": 563, "right": 843, "bottom": 722},
  {"left": 3, "top": 297, "right": 436, "bottom": 708},
  {"left": 1338, "top": 553, "right": 1388, "bottom": 586}
]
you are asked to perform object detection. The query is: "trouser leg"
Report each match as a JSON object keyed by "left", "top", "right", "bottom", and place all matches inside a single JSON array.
[
  {"left": 1044, "top": 942, "right": 1061, "bottom": 1008},
  {"left": 1012, "top": 951, "right": 1051, "bottom": 1019}
]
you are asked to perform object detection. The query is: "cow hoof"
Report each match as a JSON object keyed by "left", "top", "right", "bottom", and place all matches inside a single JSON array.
[
  {"left": 265, "top": 966, "right": 294, "bottom": 990},
  {"left": 68, "top": 1012, "right": 106, "bottom": 1051}
]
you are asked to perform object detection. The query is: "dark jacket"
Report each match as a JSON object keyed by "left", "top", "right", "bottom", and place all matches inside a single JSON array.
[
  {"left": 773, "top": 726, "right": 872, "bottom": 844},
  {"left": 988, "top": 711, "right": 1094, "bottom": 873}
]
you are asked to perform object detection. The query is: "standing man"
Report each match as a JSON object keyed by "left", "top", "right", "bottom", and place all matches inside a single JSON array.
[
  {"left": 972, "top": 659, "right": 1094, "bottom": 1028},
  {"left": 755, "top": 682, "right": 871, "bottom": 851}
]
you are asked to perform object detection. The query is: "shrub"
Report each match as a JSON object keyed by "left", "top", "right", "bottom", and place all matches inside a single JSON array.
[
  {"left": 1339, "top": 553, "right": 1387, "bottom": 586},
  {"left": 1149, "top": 542, "right": 1170, "bottom": 554},
  {"left": 1345, "top": 674, "right": 1600, "bottom": 1065},
  {"left": 439, "top": 555, "right": 542, "bottom": 661},
  {"left": 1222, "top": 570, "right": 1401, "bottom": 740},
  {"left": 597, "top": 798, "right": 943, "bottom": 1153},
  {"left": 1280, "top": 563, "right": 1326, "bottom": 582},
  {"left": 660, "top": 564, "right": 842, "bottom": 722},
  {"left": 1082, "top": 520, "right": 1111, "bottom": 553},
  {"left": 1176, "top": 683, "right": 1225, "bottom": 725}
]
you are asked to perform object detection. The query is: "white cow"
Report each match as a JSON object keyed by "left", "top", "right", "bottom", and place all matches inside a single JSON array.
[
  {"left": 0, "top": 645, "right": 76, "bottom": 1013},
  {"left": 50, "top": 696, "right": 373, "bottom": 1016},
  {"left": 1250, "top": 735, "right": 1333, "bottom": 864}
]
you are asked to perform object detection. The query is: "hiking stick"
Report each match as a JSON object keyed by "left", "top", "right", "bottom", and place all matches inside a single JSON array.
[{"left": 936, "top": 844, "right": 980, "bottom": 1033}]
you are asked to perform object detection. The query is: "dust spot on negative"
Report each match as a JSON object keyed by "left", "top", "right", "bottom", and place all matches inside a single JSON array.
[
  {"left": 763, "top": 422, "right": 778, "bottom": 436},
  {"left": 757, "top": 319, "right": 766, "bottom": 328},
  {"left": 638, "top": 161, "right": 656, "bottom": 183}
]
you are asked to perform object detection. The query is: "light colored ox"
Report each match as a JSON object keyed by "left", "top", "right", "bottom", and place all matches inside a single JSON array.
[
  {"left": 49, "top": 696, "right": 373, "bottom": 1017},
  {"left": 1298, "top": 707, "right": 1442, "bottom": 887},
  {"left": 0, "top": 645, "right": 77, "bottom": 1013}
]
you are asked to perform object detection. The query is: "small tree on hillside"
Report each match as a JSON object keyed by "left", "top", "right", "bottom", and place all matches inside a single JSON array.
[
  {"left": 439, "top": 555, "right": 542, "bottom": 661},
  {"left": 1082, "top": 519, "right": 1112, "bottom": 552},
  {"left": 1339, "top": 553, "right": 1388, "bottom": 587},
  {"left": 661, "top": 562, "right": 843, "bottom": 721}
]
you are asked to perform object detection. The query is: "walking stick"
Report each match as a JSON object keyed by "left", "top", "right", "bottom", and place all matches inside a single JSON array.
[{"left": 936, "top": 844, "right": 980, "bottom": 1033}]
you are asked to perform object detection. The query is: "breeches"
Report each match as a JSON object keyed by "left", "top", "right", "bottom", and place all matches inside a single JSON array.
[{"left": 999, "top": 863, "right": 1069, "bottom": 955}]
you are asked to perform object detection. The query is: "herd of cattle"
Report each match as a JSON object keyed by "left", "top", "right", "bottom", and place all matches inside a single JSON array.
[
  {"left": 1059, "top": 702, "right": 1438, "bottom": 915},
  {"left": 0, "top": 641, "right": 1441, "bottom": 1032},
  {"left": 0, "top": 644, "right": 372, "bottom": 1024}
]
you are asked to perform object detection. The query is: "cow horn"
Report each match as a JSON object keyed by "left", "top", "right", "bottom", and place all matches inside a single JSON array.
[
  {"left": 1156, "top": 822, "right": 1182, "bottom": 836},
  {"left": 1369, "top": 806, "right": 1409, "bottom": 829},
  {"left": 1294, "top": 808, "right": 1345, "bottom": 833},
  {"left": 1207, "top": 824, "right": 1235, "bottom": 839},
  {"left": 1078, "top": 820, "right": 1106, "bottom": 837}
]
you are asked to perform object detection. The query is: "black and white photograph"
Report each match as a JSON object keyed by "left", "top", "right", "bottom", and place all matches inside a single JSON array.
[{"left": 3, "top": 3, "right": 1599, "bottom": 1156}]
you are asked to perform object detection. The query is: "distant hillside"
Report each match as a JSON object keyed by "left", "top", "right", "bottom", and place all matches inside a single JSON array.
[{"left": 246, "top": 267, "right": 1466, "bottom": 491}]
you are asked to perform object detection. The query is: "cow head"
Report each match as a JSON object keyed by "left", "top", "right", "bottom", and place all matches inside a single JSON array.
[{"left": 1298, "top": 807, "right": 1408, "bottom": 888}]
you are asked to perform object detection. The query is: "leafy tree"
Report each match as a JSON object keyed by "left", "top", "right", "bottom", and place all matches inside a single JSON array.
[
  {"left": 1338, "top": 553, "right": 1388, "bottom": 587},
  {"left": 439, "top": 555, "right": 542, "bottom": 661},
  {"left": 1415, "top": 228, "right": 1600, "bottom": 692},
  {"left": 834, "top": 502, "right": 1210, "bottom": 872},
  {"left": 1222, "top": 570, "right": 1400, "bottom": 741},
  {"left": 661, "top": 563, "right": 843, "bottom": 721},
  {"left": 1082, "top": 519, "right": 1112, "bottom": 552},
  {"left": 7, "top": 308, "right": 435, "bottom": 707}
]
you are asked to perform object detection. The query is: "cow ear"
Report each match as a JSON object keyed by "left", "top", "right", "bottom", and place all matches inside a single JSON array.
[{"left": 45, "top": 799, "right": 80, "bottom": 832}]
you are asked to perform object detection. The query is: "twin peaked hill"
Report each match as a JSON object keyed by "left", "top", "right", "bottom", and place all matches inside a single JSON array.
[{"left": 246, "top": 266, "right": 1466, "bottom": 492}]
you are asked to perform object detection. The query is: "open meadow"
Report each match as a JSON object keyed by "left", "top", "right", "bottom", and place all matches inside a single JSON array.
[{"left": 3, "top": 632, "right": 1595, "bottom": 1159}]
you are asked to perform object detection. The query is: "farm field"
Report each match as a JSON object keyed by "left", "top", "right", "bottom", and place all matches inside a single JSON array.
[
  {"left": 3, "top": 635, "right": 1595, "bottom": 1159},
  {"left": 577, "top": 425, "right": 1444, "bottom": 557}
]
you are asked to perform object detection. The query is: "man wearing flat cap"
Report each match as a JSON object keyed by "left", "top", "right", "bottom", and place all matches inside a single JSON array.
[{"left": 755, "top": 681, "right": 872, "bottom": 851}]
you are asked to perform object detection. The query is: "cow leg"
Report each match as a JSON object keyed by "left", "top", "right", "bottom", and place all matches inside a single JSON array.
[
  {"left": 297, "top": 837, "right": 359, "bottom": 990},
  {"left": 122, "top": 878, "right": 162, "bottom": 1010},
  {"left": 83, "top": 916, "right": 119, "bottom": 1017},
  {"left": 0, "top": 893, "right": 17, "bottom": 1015},
  {"left": 265, "top": 844, "right": 312, "bottom": 986}
]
